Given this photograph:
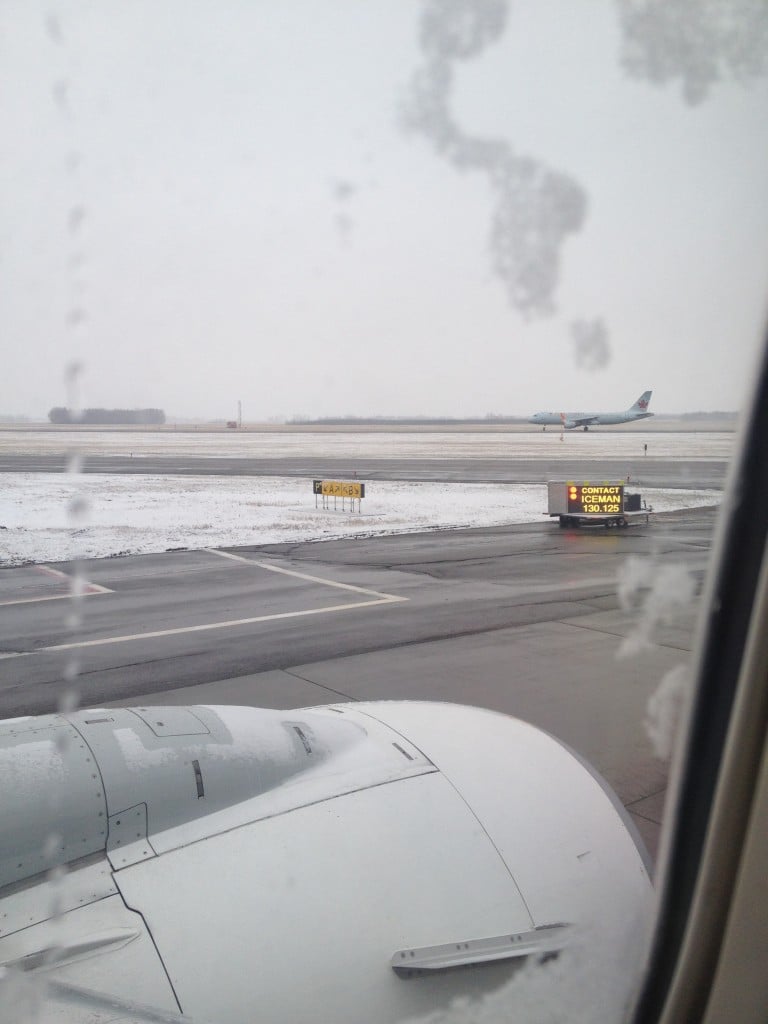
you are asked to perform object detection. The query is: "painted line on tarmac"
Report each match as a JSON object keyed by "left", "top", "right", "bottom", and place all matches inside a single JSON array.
[
  {"left": 38, "top": 555, "right": 407, "bottom": 653},
  {"left": 207, "top": 548, "right": 404, "bottom": 600},
  {"left": 0, "top": 565, "right": 113, "bottom": 607},
  {"left": 0, "top": 593, "right": 108, "bottom": 608},
  {"left": 36, "top": 565, "right": 112, "bottom": 593},
  {"left": 42, "top": 598, "right": 407, "bottom": 652}
]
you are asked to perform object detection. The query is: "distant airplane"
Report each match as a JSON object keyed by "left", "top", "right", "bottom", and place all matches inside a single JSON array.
[{"left": 529, "top": 390, "right": 653, "bottom": 431}]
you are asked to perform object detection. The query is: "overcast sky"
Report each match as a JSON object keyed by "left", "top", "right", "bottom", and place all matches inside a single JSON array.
[{"left": 2, "top": 0, "right": 768, "bottom": 420}]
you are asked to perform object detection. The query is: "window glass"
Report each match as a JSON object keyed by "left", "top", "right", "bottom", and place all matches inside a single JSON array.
[{"left": 1, "top": 2, "right": 767, "bottom": 1022}]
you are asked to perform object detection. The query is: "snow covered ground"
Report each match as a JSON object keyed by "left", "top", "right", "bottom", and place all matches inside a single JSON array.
[
  {"left": 0, "top": 429, "right": 735, "bottom": 461},
  {"left": 0, "top": 473, "right": 721, "bottom": 567}
]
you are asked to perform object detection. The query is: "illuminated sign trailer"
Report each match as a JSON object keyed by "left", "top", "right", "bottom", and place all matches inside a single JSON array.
[
  {"left": 546, "top": 481, "right": 649, "bottom": 529},
  {"left": 567, "top": 483, "right": 623, "bottom": 515}
]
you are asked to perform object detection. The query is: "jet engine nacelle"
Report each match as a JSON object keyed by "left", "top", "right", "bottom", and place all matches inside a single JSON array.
[{"left": 0, "top": 702, "right": 652, "bottom": 1023}]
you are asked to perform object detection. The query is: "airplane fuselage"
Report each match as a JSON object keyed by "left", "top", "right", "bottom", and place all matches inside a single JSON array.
[
  {"left": 529, "top": 410, "right": 654, "bottom": 429},
  {"left": 529, "top": 391, "right": 654, "bottom": 430}
]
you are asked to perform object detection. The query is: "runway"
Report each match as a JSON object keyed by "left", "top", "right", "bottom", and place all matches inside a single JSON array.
[
  {"left": 0, "top": 426, "right": 733, "bottom": 487},
  {"left": 0, "top": 453, "right": 728, "bottom": 488}
]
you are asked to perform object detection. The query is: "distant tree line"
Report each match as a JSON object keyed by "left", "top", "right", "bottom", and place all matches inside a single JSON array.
[
  {"left": 678, "top": 411, "right": 737, "bottom": 420},
  {"left": 48, "top": 407, "right": 166, "bottom": 425}
]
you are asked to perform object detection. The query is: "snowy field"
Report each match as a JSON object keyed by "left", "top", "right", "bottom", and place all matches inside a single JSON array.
[
  {"left": 0, "top": 429, "right": 735, "bottom": 461},
  {"left": 0, "top": 473, "right": 721, "bottom": 567}
]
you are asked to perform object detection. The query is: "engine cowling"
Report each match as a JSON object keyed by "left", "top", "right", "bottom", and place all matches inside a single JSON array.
[{"left": 0, "top": 702, "right": 652, "bottom": 1024}]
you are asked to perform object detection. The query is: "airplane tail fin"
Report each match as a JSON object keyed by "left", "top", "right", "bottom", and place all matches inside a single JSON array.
[{"left": 630, "top": 391, "right": 652, "bottom": 412}]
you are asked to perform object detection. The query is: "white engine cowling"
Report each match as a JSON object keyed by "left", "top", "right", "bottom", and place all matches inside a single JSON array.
[{"left": 0, "top": 702, "right": 652, "bottom": 1023}]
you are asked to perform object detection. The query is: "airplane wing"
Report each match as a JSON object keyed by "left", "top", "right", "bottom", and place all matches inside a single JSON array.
[{"left": 564, "top": 415, "right": 599, "bottom": 428}]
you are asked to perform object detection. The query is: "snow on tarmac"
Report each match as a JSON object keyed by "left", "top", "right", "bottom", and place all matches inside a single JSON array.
[
  {"left": 0, "top": 430, "right": 726, "bottom": 566},
  {"left": 0, "top": 472, "right": 720, "bottom": 568},
  {"left": 0, "top": 429, "right": 735, "bottom": 461}
]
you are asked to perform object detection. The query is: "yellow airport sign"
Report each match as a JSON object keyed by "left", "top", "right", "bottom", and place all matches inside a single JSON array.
[{"left": 313, "top": 479, "right": 365, "bottom": 499}]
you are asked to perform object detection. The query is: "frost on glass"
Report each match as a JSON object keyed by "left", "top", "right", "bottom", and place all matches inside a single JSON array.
[
  {"left": 19, "top": 17, "right": 93, "bottom": 1007},
  {"left": 617, "top": 0, "right": 768, "bottom": 105},
  {"left": 571, "top": 319, "right": 612, "bottom": 372},
  {"left": 617, "top": 556, "right": 697, "bottom": 656},
  {"left": 616, "top": 557, "right": 697, "bottom": 761},
  {"left": 0, "top": 968, "right": 45, "bottom": 1024},
  {"left": 646, "top": 664, "right": 692, "bottom": 760},
  {"left": 402, "top": 0, "right": 587, "bottom": 319},
  {"left": 63, "top": 362, "right": 88, "bottom": 705},
  {"left": 330, "top": 178, "right": 358, "bottom": 245}
]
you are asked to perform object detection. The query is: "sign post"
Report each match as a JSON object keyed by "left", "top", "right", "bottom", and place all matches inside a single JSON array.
[{"left": 313, "top": 480, "right": 366, "bottom": 513}]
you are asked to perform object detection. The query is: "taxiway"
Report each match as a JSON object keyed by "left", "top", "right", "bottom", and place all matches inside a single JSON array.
[{"left": 0, "top": 506, "right": 716, "bottom": 859}]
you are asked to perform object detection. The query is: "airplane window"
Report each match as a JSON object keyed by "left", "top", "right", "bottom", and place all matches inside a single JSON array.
[{"left": 1, "top": 2, "right": 767, "bottom": 1023}]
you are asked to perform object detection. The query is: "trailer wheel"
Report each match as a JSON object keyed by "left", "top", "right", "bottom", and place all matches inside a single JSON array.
[{"left": 620, "top": 517, "right": 628, "bottom": 528}]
